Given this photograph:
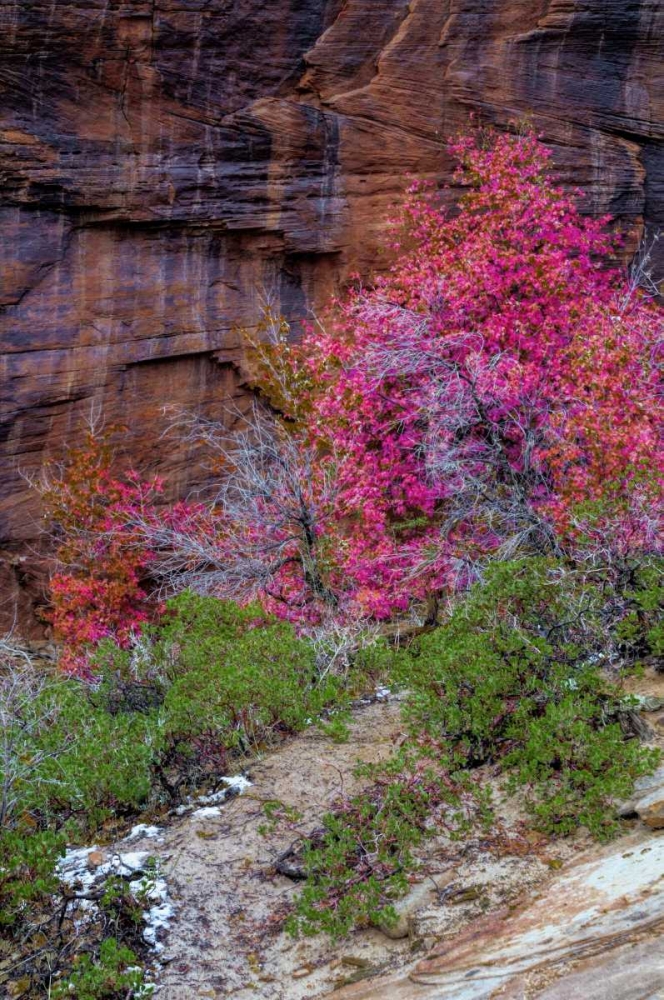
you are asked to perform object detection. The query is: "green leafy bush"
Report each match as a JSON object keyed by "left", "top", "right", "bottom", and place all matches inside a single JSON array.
[
  {"left": 287, "top": 748, "right": 490, "bottom": 938},
  {"left": 1, "top": 592, "right": 382, "bottom": 876},
  {"left": 505, "top": 696, "right": 651, "bottom": 836},
  {"left": 0, "top": 657, "right": 67, "bottom": 928},
  {"left": 35, "top": 686, "right": 157, "bottom": 832},
  {"left": 51, "top": 938, "right": 149, "bottom": 1000},
  {"left": 0, "top": 827, "right": 65, "bottom": 926},
  {"left": 163, "top": 616, "right": 321, "bottom": 747},
  {"left": 400, "top": 559, "right": 659, "bottom": 838},
  {"left": 614, "top": 561, "right": 664, "bottom": 661},
  {"left": 1, "top": 593, "right": 385, "bottom": 995},
  {"left": 18, "top": 594, "right": 371, "bottom": 829},
  {"left": 288, "top": 559, "right": 660, "bottom": 938}
]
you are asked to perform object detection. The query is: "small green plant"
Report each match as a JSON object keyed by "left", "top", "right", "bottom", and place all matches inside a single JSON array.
[
  {"left": 258, "top": 799, "right": 303, "bottom": 836},
  {"left": 131, "top": 857, "right": 160, "bottom": 909},
  {"left": 287, "top": 746, "right": 491, "bottom": 938},
  {"left": 51, "top": 937, "right": 149, "bottom": 1000},
  {"left": 318, "top": 710, "right": 351, "bottom": 743},
  {"left": 98, "top": 872, "right": 149, "bottom": 945},
  {"left": 400, "top": 559, "right": 659, "bottom": 838}
]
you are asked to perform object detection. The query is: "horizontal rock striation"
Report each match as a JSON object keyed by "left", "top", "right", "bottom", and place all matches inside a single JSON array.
[{"left": 0, "top": 0, "right": 662, "bottom": 628}]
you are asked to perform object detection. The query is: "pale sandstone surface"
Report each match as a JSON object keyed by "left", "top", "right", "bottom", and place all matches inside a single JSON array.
[{"left": 93, "top": 690, "right": 664, "bottom": 1000}]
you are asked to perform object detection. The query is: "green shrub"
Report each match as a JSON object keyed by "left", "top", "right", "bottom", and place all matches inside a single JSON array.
[
  {"left": 614, "top": 560, "right": 664, "bottom": 661},
  {"left": 35, "top": 686, "right": 157, "bottom": 832},
  {"left": 506, "top": 697, "right": 652, "bottom": 836},
  {"left": 0, "top": 594, "right": 394, "bottom": 991},
  {"left": 288, "top": 558, "right": 660, "bottom": 938},
  {"left": 163, "top": 617, "right": 321, "bottom": 747},
  {"left": 317, "top": 710, "right": 351, "bottom": 743},
  {"left": 152, "top": 591, "right": 263, "bottom": 673},
  {"left": 51, "top": 937, "right": 149, "bottom": 1000},
  {"left": 400, "top": 559, "right": 659, "bottom": 838},
  {"left": 12, "top": 594, "right": 377, "bottom": 840},
  {"left": 287, "top": 748, "right": 490, "bottom": 938},
  {"left": 0, "top": 827, "right": 65, "bottom": 926}
]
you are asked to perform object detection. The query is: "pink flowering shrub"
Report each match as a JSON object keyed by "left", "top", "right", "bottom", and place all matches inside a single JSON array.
[
  {"left": 43, "top": 431, "right": 162, "bottom": 674},
  {"left": 281, "top": 127, "right": 663, "bottom": 618},
  {"left": 48, "top": 128, "right": 662, "bottom": 631}
]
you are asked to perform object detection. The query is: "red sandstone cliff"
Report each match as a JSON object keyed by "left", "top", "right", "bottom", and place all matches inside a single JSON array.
[{"left": 0, "top": 0, "right": 662, "bottom": 626}]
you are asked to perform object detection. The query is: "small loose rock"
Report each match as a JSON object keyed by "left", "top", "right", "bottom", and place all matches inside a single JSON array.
[{"left": 622, "top": 765, "right": 664, "bottom": 829}]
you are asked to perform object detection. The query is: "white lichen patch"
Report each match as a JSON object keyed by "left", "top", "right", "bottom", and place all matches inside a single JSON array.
[
  {"left": 173, "top": 773, "right": 252, "bottom": 815},
  {"left": 57, "top": 843, "right": 174, "bottom": 950},
  {"left": 190, "top": 805, "right": 223, "bottom": 819},
  {"left": 124, "top": 824, "right": 163, "bottom": 842}
]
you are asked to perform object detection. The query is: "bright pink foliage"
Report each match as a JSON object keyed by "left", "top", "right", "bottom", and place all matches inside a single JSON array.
[
  {"left": 49, "top": 128, "right": 663, "bottom": 637},
  {"left": 45, "top": 432, "right": 163, "bottom": 674},
  {"left": 288, "top": 127, "right": 663, "bottom": 617}
]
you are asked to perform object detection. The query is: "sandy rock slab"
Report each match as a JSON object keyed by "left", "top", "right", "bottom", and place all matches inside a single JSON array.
[
  {"left": 154, "top": 699, "right": 414, "bottom": 1000},
  {"left": 331, "top": 830, "right": 664, "bottom": 1000},
  {"left": 152, "top": 694, "right": 550, "bottom": 999}
]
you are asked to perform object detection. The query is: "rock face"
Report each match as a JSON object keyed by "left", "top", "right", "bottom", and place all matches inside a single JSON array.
[
  {"left": 620, "top": 764, "right": 664, "bottom": 828},
  {"left": 331, "top": 830, "right": 664, "bottom": 1000},
  {"left": 0, "top": 0, "right": 662, "bottom": 627}
]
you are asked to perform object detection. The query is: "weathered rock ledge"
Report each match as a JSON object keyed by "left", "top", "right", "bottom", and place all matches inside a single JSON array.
[{"left": 67, "top": 674, "right": 664, "bottom": 1000}]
